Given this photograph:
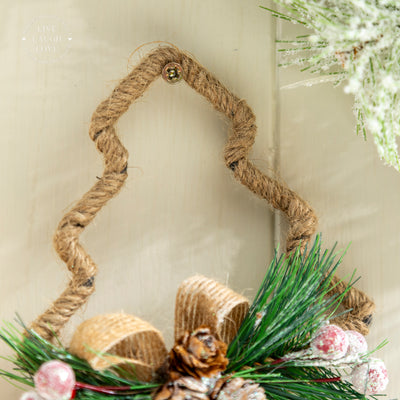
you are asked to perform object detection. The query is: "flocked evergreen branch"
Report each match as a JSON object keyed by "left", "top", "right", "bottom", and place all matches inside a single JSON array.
[{"left": 262, "top": 0, "right": 400, "bottom": 171}]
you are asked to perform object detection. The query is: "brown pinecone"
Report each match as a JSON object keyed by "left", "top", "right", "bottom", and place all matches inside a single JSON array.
[
  {"left": 154, "top": 376, "right": 210, "bottom": 400},
  {"left": 169, "top": 326, "right": 228, "bottom": 380},
  {"left": 211, "top": 377, "right": 266, "bottom": 400}
]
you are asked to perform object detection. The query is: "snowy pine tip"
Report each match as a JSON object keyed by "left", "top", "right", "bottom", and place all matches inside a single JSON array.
[{"left": 271, "top": 0, "right": 400, "bottom": 171}]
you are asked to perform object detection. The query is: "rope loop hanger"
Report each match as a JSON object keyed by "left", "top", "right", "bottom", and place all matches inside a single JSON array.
[{"left": 29, "top": 45, "right": 374, "bottom": 342}]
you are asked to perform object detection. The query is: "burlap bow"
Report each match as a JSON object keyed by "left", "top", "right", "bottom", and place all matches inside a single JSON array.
[{"left": 69, "top": 275, "right": 249, "bottom": 382}]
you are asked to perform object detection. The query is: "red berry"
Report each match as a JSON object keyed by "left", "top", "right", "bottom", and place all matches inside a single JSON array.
[
  {"left": 345, "top": 330, "right": 368, "bottom": 357},
  {"left": 351, "top": 359, "right": 388, "bottom": 394},
  {"left": 34, "top": 360, "right": 76, "bottom": 400},
  {"left": 310, "top": 324, "right": 349, "bottom": 360}
]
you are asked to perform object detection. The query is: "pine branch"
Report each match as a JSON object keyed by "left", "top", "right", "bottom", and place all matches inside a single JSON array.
[
  {"left": 227, "top": 235, "right": 351, "bottom": 371},
  {"left": 0, "top": 319, "right": 159, "bottom": 399},
  {"left": 263, "top": 0, "right": 400, "bottom": 171},
  {"left": 233, "top": 366, "right": 371, "bottom": 400}
]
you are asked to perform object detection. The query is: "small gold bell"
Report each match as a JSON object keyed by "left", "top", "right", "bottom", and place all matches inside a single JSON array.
[{"left": 162, "top": 62, "right": 183, "bottom": 84}]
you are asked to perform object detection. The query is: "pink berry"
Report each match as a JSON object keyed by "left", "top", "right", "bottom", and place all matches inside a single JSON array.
[
  {"left": 310, "top": 324, "right": 349, "bottom": 360},
  {"left": 20, "top": 392, "right": 43, "bottom": 400},
  {"left": 345, "top": 330, "right": 368, "bottom": 357},
  {"left": 34, "top": 360, "right": 76, "bottom": 400},
  {"left": 351, "top": 359, "right": 388, "bottom": 395}
]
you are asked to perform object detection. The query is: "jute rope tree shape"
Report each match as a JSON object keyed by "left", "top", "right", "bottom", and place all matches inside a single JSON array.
[{"left": 29, "top": 45, "right": 374, "bottom": 346}]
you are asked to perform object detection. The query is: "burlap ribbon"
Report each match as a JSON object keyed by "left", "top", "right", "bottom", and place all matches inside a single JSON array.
[{"left": 69, "top": 275, "right": 249, "bottom": 382}]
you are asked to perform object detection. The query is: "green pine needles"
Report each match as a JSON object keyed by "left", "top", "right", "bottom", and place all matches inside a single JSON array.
[
  {"left": 262, "top": 0, "right": 400, "bottom": 171},
  {"left": 0, "top": 320, "right": 159, "bottom": 399},
  {"left": 227, "top": 236, "right": 376, "bottom": 399},
  {"left": 0, "top": 236, "right": 383, "bottom": 399},
  {"left": 227, "top": 236, "right": 349, "bottom": 369}
]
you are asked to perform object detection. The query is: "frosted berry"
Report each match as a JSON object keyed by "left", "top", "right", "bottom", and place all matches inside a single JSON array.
[
  {"left": 351, "top": 359, "right": 388, "bottom": 395},
  {"left": 345, "top": 330, "right": 368, "bottom": 357},
  {"left": 20, "top": 392, "right": 44, "bottom": 400},
  {"left": 34, "top": 360, "right": 76, "bottom": 400},
  {"left": 310, "top": 324, "right": 349, "bottom": 360}
]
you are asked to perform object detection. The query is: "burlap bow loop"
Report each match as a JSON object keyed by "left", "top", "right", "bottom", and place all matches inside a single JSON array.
[{"left": 69, "top": 275, "right": 249, "bottom": 382}]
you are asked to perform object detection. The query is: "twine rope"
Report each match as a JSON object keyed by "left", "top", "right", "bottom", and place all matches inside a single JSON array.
[{"left": 30, "top": 45, "right": 373, "bottom": 340}]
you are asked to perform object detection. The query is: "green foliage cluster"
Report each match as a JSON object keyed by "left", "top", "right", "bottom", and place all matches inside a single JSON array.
[{"left": 1, "top": 236, "right": 380, "bottom": 399}]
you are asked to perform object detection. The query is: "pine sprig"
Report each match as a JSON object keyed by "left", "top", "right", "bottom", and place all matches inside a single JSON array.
[
  {"left": 262, "top": 0, "right": 400, "bottom": 171},
  {"left": 227, "top": 235, "right": 351, "bottom": 371},
  {"left": 0, "top": 319, "right": 159, "bottom": 399},
  {"left": 259, "top": 366, "right": 369, "bottom": 400},
  {"left": 232, "top": 364, "right": 372, "bottom": 399}
]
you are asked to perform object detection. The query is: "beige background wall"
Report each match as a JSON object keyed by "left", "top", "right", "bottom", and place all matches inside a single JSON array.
[{"left": 0, "top": 0, "right": 398, "bottom": 398}]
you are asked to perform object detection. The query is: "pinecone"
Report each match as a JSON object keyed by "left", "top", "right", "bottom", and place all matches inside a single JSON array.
[
  {"left": 154, "top": 376, "right": 210, "bottom": 400},
  {"left": 169, "top": 326, "right": 228, "bottom": 380},
  {"left": 211, "top": 377, "right": 266, "bottom": 400}
]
